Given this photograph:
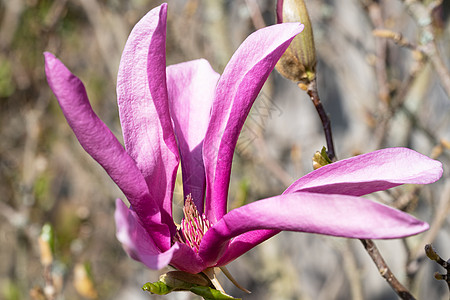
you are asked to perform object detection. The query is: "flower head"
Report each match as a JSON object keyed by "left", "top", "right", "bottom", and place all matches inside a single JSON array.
[{"left": 45, "top": 2, "right": 442, "bottom": 289}]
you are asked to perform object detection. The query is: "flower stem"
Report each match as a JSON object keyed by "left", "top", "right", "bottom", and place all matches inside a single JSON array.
[
  {"left": 303, "top": 79, "right": 336, "bottom": 161},
  {"left": 360, "top": 239, "right": 416, "bottom": 300}
]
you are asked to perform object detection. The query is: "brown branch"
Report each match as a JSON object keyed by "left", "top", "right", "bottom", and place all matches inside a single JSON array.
[
  {"left": 363, "top": 2, "right": 396, "bottom": 148},
  {"left": 361, "top": 239, "right": 417, "bottom": 300},
  {"left": 305, "top": 79, "right": 336, "bottom": 161},
  {"left": 425, "top": 244, "right": 450, "bottom": 297}
]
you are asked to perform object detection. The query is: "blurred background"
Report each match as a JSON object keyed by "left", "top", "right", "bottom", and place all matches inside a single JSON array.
[{"left": 1, "top": 0, "right": 449, "bottom": 299}]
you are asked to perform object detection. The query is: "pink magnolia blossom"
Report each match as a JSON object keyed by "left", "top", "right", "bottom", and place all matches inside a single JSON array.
[{"left": 44, "top": 3, "right": 442, "bottom": 276}]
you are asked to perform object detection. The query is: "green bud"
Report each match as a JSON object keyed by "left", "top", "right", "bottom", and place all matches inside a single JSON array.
[
  {"left": 312, "top": 147, "right": 332, "bottom": 170},
  {"left": 276, "top": 0, "right": 316, "bottom": 89}
]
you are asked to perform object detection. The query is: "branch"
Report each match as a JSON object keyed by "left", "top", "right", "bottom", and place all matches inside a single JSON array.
[
  {"left": 425, "top": 244, "right": 450, "bottom": 296},
  {"left": 360, "top": 239, "right": 416, "bottom": 300},
  {"left": 305, "top": 79, "right": 336, "bottom": 161}
]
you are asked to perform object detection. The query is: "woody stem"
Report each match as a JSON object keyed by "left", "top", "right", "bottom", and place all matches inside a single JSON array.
[
  {"left": 361, "top": 239, "right": 416, "bottom": 300},
  {"left": 304, "top": 79, "right": 336, "bottom": 161}
]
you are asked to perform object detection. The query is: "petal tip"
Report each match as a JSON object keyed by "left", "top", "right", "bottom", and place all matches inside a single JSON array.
[
  {"left": 160, "top": 2, "right": 168, "bottom": 11},
  {"left": 44, "top": 52, "right": 58, "bottom": 71},
  {"left": 43, "top": 51, "right": 55, "bottom": 61}
]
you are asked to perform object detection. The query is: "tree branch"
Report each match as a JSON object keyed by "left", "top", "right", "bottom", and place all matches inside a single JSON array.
[{"left": 360, "top": 239, "right": 416, "bottom": 300}]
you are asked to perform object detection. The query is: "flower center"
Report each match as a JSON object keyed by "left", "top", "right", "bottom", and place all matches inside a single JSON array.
[{"left": 174, "top": 194, "right": 211, "bottom": 253}]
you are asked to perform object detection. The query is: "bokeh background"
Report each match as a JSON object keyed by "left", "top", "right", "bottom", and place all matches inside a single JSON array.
[{"left": 1, "top": 0, "right": 450, "bottom": 299}]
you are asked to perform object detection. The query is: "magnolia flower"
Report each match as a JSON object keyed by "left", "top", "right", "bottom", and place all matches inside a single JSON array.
[{"left": 45, "top": 2, "right": 442, "bottom": 292}]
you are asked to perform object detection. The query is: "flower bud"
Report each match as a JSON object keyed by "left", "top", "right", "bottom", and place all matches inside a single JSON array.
[
  {"left": 275, "top": 0, "right": 316, "bottom": 89},
  {"left": 312, "top": 147, "right": 332, "bottom": 170}
]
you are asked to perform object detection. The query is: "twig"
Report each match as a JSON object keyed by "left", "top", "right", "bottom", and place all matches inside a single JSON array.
[
  {"left": 409, "top": 179, "right": 450, "bottom": 263},
  {"left": 372, "top": 29, "right": 417, "bottom": 51},
  {"left": 360, "top": 239, "right": 417, "bottom": 300},
  {"left": 367, "top": 3, "right": 390, "bottom": 105},
  {"left": 307, "top": 7, "right": 411, "bottom": 297},
  {"left": 402, "top": 0, "right": 450, "bottom": 98},
  {"left": 305, "top": 79, "right": 336, "bottom": 161},
  {"left": 425, "top": 244, "right": 450, "bottom": 297}
]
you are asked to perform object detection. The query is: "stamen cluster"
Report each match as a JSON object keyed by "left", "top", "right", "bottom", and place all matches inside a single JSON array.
[{"left": 174, "top": 194, "right": 211, "bottom": 253}]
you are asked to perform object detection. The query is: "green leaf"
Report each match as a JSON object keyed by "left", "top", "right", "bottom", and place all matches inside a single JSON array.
[
  {"left": 142, "top": 281, "right": 174, "bottom": 295},
  {"left": 190, "top": 286, "right": 241, "bottom": 300}
]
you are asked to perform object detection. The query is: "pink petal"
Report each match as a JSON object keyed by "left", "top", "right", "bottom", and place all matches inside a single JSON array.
[
  {"left": 203, "top": 22, "right": 304, "bottom": 223},
  {"left": 117, "top": 3, "right": 179, "bottom": 232},
  {"left": 168, "top": 243, "right": 208, "bottom": 274},
  {"left": 45, "top": 52, "right": 171, "bottom": 250},
  {"left": 115, "top": 199, "right": 177, "bottom": 270},
  {"left": 210, "top": 147, "right": 442, "bottom": 266},
  {"left": 212, "top": 229, "right": 276, "bottom": 267},
  {"left": 199, "top": 192, "right": 429, "bottom": 266},
  {"left": 166, "top": 60, "right": 220, "bottom": 212},
  {"left": 116, "top": 198, "right": 207, "bottom": 273},
  {"left": 284, "top": 148, "right": 443, "bottom": 196}
]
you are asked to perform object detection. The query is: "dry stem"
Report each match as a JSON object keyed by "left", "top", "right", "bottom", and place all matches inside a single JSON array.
[{"left": 361, "top": 239, "right": 416, "bottom": 300}]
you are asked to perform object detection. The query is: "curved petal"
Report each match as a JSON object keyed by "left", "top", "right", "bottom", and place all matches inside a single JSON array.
[
  {"left": 166, "top": 59, "right": 220, "bottom": 212},
  {"left": 214, "top": 229, "right": 275, "bottom": 267},
  {"left": 45, "top": 52, "right": 170, "bottom": 250},
  {"left": 115, "top": 199, "right": 177, "bottom": 269},
  {"left": 199, "top": 192, "right": 429, "bottom": 266},
  {"left": 203, "top": 22, "right": 304, "bottom": 223},
  {"left": 117, "top": 3, "right": 178, "bottom": 233},
  {"left": 169, "top": 243, "right": 208, "bottom": 274},
  {"left": 284, "top": 148, "right": 443, "bottom": 196},
  {"left": 116, "top": 198, "right": 207, "bottom": 273}
]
